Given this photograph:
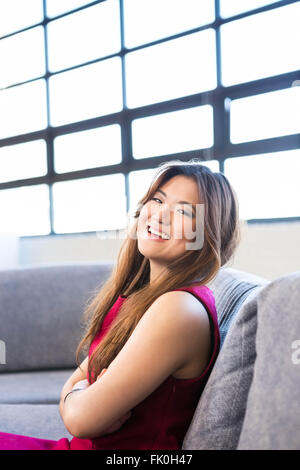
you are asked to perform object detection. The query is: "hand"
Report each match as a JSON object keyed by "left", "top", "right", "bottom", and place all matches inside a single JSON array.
[{"left": 96, "top": 368, "right": 132, "bottom": 435}]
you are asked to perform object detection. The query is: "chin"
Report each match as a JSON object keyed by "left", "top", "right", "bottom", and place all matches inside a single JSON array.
[{"left": 137, "top": 238, "right": 153, "bottom": 258}]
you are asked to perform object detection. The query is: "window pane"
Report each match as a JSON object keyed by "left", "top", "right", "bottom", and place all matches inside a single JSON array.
[
  {"left": 0, "top": 0, "right": 43, "bottom": 37},
  {"left": 0, "top": 141, "right": 47, "bottom": 183},
  {"left": 0, "top": 185, "right": 50, "bottom": 236},
  {"left": 126, "top": 29, "right": 216, "bottom": 108},
  {"left": 224, "top": 151, "right": 300, "bottom": 220},
  {"left": 52, "top": 174, "right": 127, "bottom": 233},
  {"left": 220, "top": 0, "right": 282, "bottom": 18},
  {"left": 221, "top": 3, "right": 300, "bottom": 86},
  {"left": 49, "top": 57, "right": 122, "bottom": 126},
  {"left": 54, "top": 125, "right": 122, "bottom": 173},
  {"left": 46, "top": 0, "right": 93, "bottom": 18},
  {"left": 47, "top": 1, "right": 120, "bottom": 72},
  {"left": 230, "top": 87, "right": 300, "bottom": 143},
  {"left": 132, "top": 106, "right": 213, "bottom": 159},
  {"left": 124, "top": 0, "right": 215, "bottom": 48},
  {"left": 0, "top": 80, "right": 47, "bottom": 139},
  {"left": 0, "top": 27, "right": 45, "bottom": 88},
  {"left": 128, "top": 168, "right": 157, "bottom": 214}
]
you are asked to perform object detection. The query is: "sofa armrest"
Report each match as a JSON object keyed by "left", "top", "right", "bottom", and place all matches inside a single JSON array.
[{"left": 237, "top": 271, "right": 300, "bottom": 450}]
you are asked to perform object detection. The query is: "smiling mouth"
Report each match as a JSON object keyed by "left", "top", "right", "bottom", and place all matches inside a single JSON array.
[{"left": 146, "top": 224, "right": 170, "bottom": 240}]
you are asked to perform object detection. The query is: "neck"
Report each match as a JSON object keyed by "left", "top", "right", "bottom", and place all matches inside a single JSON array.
[{"left": 149, "top": 260, "right": 168, "bottom": 285}]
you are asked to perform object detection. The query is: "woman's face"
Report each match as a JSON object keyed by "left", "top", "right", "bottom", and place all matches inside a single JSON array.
[{"left": 136, "top": 174, "right": 202, "bottom": 267}]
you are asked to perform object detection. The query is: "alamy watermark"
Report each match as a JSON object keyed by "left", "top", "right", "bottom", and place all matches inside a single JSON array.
[
  {"left": 291, "top": 340, "right": 300, "bottom": 365},
  {"left": 96, "top": 203, "right": 205, "bottom": 251},
  {"left": 0, "top": 340, "right": 6, "bottom": 364}
]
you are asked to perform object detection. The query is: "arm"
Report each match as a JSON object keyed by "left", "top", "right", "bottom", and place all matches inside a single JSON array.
[
  {"left": 62, "top": 291, "right": 210, "bottom": 439},
  {"left": 59, "top": 356, "right": 89, "bottom": 420}
]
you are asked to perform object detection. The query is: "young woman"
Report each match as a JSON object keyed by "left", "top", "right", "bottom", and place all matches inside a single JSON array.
[{"left": 0, "top": 159, "right": 241, "bottom": 450}]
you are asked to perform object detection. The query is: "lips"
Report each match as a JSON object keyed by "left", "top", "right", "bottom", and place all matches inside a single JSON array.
[{"left": 146, "top": 224, "right": 170, "bottom": 240}]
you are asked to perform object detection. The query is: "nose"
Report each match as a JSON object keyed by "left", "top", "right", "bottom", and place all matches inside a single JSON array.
[{"left": 151, "top": 202, "right": 171, "bottom": 227}]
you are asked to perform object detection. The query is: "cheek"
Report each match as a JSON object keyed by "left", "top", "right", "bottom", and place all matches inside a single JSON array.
[
  {"left": 138, "top": 202, "right": 158, "bottom": 224},
  {"left": 137, "top": 204, "right": 153, "bottom": 233}
]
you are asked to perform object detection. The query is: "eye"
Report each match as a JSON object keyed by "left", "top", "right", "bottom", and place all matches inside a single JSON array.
[
  {"left": 150, "top": 197, "right": 162, "bottom": 204},
  {"left": 177, "top": 208, "right": 192, "bottom": 217}
]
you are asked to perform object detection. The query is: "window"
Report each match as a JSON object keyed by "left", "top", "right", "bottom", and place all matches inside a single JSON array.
[
  {"left": 0, "top": 0, "right": 298, "bottom": 238},
  {"left": 0, "top": 80, "right": 47, "bottom": 139},
  {"left": 225, "top": 150, "right": 300, "bottom": 220},
  {"left": 54, "top": 125, "right": 122, "bottom": 173},
  {"left": 52, "top": 174, "right": 127, "bottom": 233},
  {"left": 132, "top": 106, "right": 214, "bottom": 159},
  {"left": 49, "top": 57, "right": 123, "bottom": 126},
  {"left": 47, "top": 1, "right": 120, "bottom": 72},
  {"left": 123, "top": 0, "right": 215, "bottom": 48},
  {"left": 0, "top": 185, "right": 50, "bottom": 236},
  {"left": 220, "top": 0, "right": 283, "bottom": 18},
  {"left": 0, "top": 0, "right": 43, "bottom": 36},
  {"left": 230, "top": 86, "right": 300, "bottom": 143},
  {"left": 125, "top": 29, "right": 216, "bottom": 108},
  {"left": 0, "top": 26, "right": 45, "bottom": 88},
  {"left": 46, "top": 0, "right": 93, "bottom": 18},
  {"left": 221, "top": 2, "right": 300, "bottom": 86},
  {"left": 0, "top": 140, "right": 47, "bottom": 183}
]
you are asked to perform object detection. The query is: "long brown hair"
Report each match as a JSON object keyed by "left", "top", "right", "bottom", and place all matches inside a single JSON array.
[{"left": 76, "top": 159, "right": 242, "bottom": 383}]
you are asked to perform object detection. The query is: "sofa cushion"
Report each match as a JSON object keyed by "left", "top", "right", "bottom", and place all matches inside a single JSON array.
[
  {"left": 208, "top": 267, "right": 268, "bottom": 348},
  {"left": 0, "top": 404, "right": 72, "bottom": 441},
  {"left": 237, "top": 272, "right": 300, "bottom": 450},
  {"left": 0, "top": 369, "right": 75, "bottom": 404},
  {"left": 0, "top": 263, "right": 113, "bottom": 372},
  {"left": 182, "top": 268, "right": 268, "bottom": 450}
]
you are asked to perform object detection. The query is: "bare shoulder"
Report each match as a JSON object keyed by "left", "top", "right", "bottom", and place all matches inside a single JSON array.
[
  {"left": 147, "top": 290, "right": 211, "bottom": 379},
  {"left": 148, "top": 289, "right": 210, "bottom": 327},
  {"left": 142, "top": 290, "right": 211, "bottom": 350},
  {"left": 130, "top": 289, "right": 210, "bottom": 357}
]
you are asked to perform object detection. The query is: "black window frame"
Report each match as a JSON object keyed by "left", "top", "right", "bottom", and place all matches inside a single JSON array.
[{"left": 0, "top": 0, "right": 299, "bottom": 240}]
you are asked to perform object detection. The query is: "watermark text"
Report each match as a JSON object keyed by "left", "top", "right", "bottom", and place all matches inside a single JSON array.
[
  {"left": 0, "top": 340, "right": 6, "bottom": 364},
  {"left": 291, "top": 340, "right": 300, "bottom": 365}
]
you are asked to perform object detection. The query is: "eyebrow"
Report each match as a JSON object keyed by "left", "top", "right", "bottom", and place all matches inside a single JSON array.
[{"left": 155, "top": 189, "right": 196, "bottom": 215}]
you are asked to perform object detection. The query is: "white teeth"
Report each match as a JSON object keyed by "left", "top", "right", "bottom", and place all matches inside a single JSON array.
[{"left": 148, "top": 226, "right": 170, "bottom": 239}]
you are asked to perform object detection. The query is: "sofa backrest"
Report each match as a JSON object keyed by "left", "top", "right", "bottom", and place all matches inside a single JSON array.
[
  {"left": 0, "top": 263, "right": 268, "bottom": 375},
  {"left": 207, "top": 267, "right": 268, "bottom": 348},
  {"left": 0, "top": 263, "right": 113, "bottom": 372},
  {"left": 237, "top": 271, "right": 300, "bottom": 450},
  {"left": 183, "top": 267, "right": 269, "bottom": 450}
]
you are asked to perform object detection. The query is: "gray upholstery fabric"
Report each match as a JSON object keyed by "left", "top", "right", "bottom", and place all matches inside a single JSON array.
[
  {"left": 0, "top": 263, "right": 113, "bottom": 372},
  {"left": 0, "top": 404, "right": 72, "bottom": 441},
  {"left": 237, "top": 272, "right": 300, "bottom": 450},
  {"left": 4, "top": 263, "right": 291, "bottom": 449},
  {"left": 183, "top": 268, "right": 268, "bottom": 450},
  {"left": 0, "top": 369, "right": 74, "bottom": 404},
  {"left": 208, "top": 267, "right": 268, "bottom": 348}
]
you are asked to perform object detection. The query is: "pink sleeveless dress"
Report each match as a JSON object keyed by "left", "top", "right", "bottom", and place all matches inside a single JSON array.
[{"left": 0, "top": 285, "right": 220, "bottom": 450}]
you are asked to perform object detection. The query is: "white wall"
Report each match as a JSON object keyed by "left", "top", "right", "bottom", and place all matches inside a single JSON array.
[
  {"left": 0, "top": 232, "right": 19, "bottom": 270},
  {"left": 228, "top": 220, "right": 300, "bottom": 280},
  {"left": 16, "top": 221, "right": 300, "bottom": 281}
]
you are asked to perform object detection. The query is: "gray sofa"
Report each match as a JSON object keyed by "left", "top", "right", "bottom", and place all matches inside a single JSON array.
[{"left": 0, "top": 263, "right": 300, "bottom": 449}]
